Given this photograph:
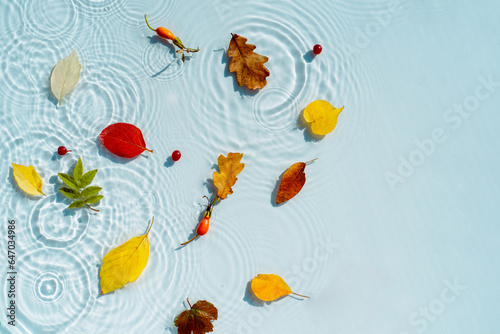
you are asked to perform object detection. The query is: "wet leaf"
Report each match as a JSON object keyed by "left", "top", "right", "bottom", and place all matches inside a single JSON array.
[
  {"left": 74, "top": 157, "right": 83, "bottom": 181},
  {"left": 100, "top": 123, "right": 153, "bottom": 158},
  {"left": 12, "top": 163, "right": 45, "bottom": 196},
  {"left": 212, "top": 152, "right": 245, "bottom": 199},
  {"left": 302, "top": 100, "right": 344, "bottom": 136},
  {"left": 228, "top": 34, "right": 270, "bottom": 90},
  {"left": 174, "top": 299, "right": 218, "bottom": 334},
  {"left": 86, "top": 195, "right": 103, "bottom": 205},
  {"left": 251, "top": 274, "right": 309, "bottom": 302},
  {"left": 100, "top": 217, "right": 154, "bottom": 294},
  {"left": 79, "top": 169, "right": 97, "bottom": 188},
  {"left": 50, "top": 50, "right": 81, "bottom": 105},
  {"left": 60, "top": 187, "right": 80, "bottom": 199},
  {"left": 275, "top": 159, "right": 316, "bottom": 204},
  {"left": 58, "top": 173, "right": 78, "bottom": 189},
  {"left": 68, "top": 200, "right": 86, "bottom": 209},
  {"left": 81, "top": 186, "right": 102, "bottom": 198}
]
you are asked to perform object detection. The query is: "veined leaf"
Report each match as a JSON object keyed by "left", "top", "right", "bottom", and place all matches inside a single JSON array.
[
  {"left": 174, "top": 299, "right": 218, "bottom": 334},
  {"left": 50, "top": 50, "right": 81, "bottom": 105},
  {"left": 60, "top": 187, "right": 80, "bottom": 199},
  {"left": 74, "top": 157, "right": 83, "bottom": 181},
  {"left": 68, "top": 200, "right": 86, "bottom": 209},
  {"left": 81, "top": 186, "right": 102, "bottom": 198},
  {"left": 212, "top": 152, "right": 245, "bottom": 200},
  {"left": 275, "top": 159, "right": 316, "bottom": 204},
  {"left": 251, "top": 274, "right": 309, "bottom": 302},
  {"left": 85, "top": 195, "right": 103, "bottom": 205},
  {"left": 58, "top": 173, "right": 78, "bottom": 189},
  {"left": 12, "top": 163, "right": 45, "bottom": 196},
  {"left": 100, "top": 217, "right": 154, "bottom": 294},
  {"left": 302, "top": 100, "right": 344, "bottom": 136},
  {"left": 228, "top": 34, "right": 269, "bottom": 90},
  {"left": 80, "top": 169, "right": 97, "bottom": 188},
  {"left": 99, "top": 123, "right": 153, "bottom": 158}
]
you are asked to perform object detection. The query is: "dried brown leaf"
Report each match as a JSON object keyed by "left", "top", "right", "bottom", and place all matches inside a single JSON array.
[
  {"left": 174, "top": 299, "right": 218, "bottom": 334},
  {"left": 213, "top": 152, "right": 245, "bottom": 199}
]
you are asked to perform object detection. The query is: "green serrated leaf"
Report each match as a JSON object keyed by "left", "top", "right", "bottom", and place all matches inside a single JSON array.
[
  {"left": 68, "top": 200, "right": 86, "bottom": 209},
  {"left": 85, "top": 195, "right": 103, "bottom": 205},
  {"left": 59, "top": 187, "right": 81, "bottom": 199},
  {"left": 81, "top": 186, "right": 101, "bottom": 198},
  {"left": 59, "top": 173, "right": 78, "bottom": 189},
  {"left": 74, "top": 158, "right": 83, "bottom": 181},
  {"left": 80, "top": 169, "right": 97, "bottom": 188}
]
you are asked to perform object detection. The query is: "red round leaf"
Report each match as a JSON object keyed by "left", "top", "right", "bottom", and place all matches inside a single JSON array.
[{"left": 99, "top": 123, "right": 152, "bottom": 158}]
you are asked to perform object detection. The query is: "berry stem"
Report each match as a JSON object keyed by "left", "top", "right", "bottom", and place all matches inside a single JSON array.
[
  {"left": 144, "top": 15, "right": 156, "bottom": 32},
  {"left": 181, "top": 235, "right": 198, "bottom": 246}
]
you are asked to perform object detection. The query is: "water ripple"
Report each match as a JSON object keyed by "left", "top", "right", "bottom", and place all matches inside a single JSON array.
[{"left": 23, "top": 0, "right": 77, "bottom": 38}]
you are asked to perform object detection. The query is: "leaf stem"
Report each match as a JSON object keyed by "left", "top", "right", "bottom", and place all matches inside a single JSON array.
[
  {"left": 79, "top": 191, "right": 99, "bottom": 212},
  {"left": 187, "top": 298, "right": 192, "bottom": 309},
  {"left": 144, "top": 15, "right": 156, "bottom": 32},
  {"left": 146, "top": 216, "right": 154, "bottom": 235},
  {"left": 305, "top": 158, "right": 318, "bottom": 165},
  {"left": 180, "top": 235, "right": 198, "bottom": 246},
  {"left": 144, "top": 147, "right": 154, "bottom": 153},
  {"left": 291, "top": 292, "right": 310, "bottom": 299}
]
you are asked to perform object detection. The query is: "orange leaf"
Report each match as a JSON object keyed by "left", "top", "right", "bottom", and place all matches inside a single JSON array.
[
  {"left": 213, "top": 152, "right": 245, "bottom": 200},
  {"left": 228, "top": 34, "right": 270, "bottom": 90},
  {"left": 251, "top": 274, "right": 309, "bottom": 302},
  {"left": 275, "top": 159, "right": 316, "bottom": 204}
]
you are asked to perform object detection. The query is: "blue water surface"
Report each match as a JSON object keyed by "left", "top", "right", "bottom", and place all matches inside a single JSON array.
[{"left": 1, "top": 0, "right": 500, "bottom": 333}]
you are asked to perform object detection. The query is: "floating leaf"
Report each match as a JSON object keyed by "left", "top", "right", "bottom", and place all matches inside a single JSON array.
[
  {"left": 174, "top": 299, "right": 218, "bottom": 334},
  {"left": 100, "top": 123, "right": 153, "bottom": 158},
  {"left": 74, "top": 158, "right": 83, "bottom": 181},
  {"left": 60, "top": 187, "right": 80, "bottom": 199},
  {"left": 302, "top": 100, "right": 344, "bottom": 136},
  {"left": 275, "top": 159, "right": 316, "bottom": 205},
  {"left": 100, "top": 217, "right": 154, "bottom": 294},
  {"left": 58, "top": 173, "right": 78, "bottom": 189},
  {"left": 81, "top": 186, "right": 102, "bottom": 198},
  {"left": 251, "top": 274, "right": 309, "bottom": 302},
  {"left": 68, "top": 200, "right": 86, "bottom": 209},
  {"left": 79, "top": 169, "right": 97, "bottom": 188},
  {"left": 58, "top": 158, "right": 102, "bottom": 212},
  {"left": 228, "top": 33, "right": 270, "bottom": 90},
  {"left": 212, "top": 152, "right": 245, "bottom": 200},
  {"left": 12, "top": 163, "right": 45, "bottom": 196},
  {"left": 50, "top": 50, "right": 81, "bottom": 105}
]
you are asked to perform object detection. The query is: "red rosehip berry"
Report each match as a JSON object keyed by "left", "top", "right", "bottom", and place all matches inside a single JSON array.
[
  {"left": 172, "top": 150, "right": 181, "bottom": 161},
  {"left": 313, "top": 44, "right": 322, "bottom": 55},
  {"left": 57, "top": 146, "right": 71, "bottom": 155}
]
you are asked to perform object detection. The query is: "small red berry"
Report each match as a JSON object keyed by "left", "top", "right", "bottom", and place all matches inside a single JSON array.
[
  {"left": 57, "top": 146, "right": 70, "bottom": 155},
  {"left": 172, "top": 150, "right": 181, "bottom": 161},
  {"left": 313, "top": 44, "right": 322, "bottom": 55}
]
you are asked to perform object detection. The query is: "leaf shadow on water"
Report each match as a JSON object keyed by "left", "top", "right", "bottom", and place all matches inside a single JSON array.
[
  {"left": 148, "top": 36, "right": 180, "bottom": 78},
  {"left": 95, "top": 136, "right": 148, "bottom": 164},
  {"left": 218, "top": 48, "right": 259, "bottom": 98}
]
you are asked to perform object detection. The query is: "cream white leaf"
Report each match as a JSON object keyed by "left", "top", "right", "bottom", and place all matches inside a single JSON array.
[{"left": 50, "top": 50, "right": 81, "bottom": 105}]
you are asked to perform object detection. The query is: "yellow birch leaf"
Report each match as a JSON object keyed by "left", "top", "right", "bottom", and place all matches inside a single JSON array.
[
  {"left": 50, "top": 50, "right": 81, "bottom": 105},
  {"left": 302, "top": 100, "right": 344, "bottom": 136},
  {"left": 100, "top": 217, "right": 154, "bottom": 295},
  {"left": 12, "top": 163, "right": 45, "bottom": 196},
  {"left": 212, "top": 152, "right": 245, "bottom": 200},
  {"left": 250, "top": 274, "right": 309, "bottom": 302}
]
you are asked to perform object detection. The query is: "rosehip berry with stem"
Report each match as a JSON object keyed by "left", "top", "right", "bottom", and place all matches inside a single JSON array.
[
  {"left": 313, "top": 44, "right": 322, "bottom": 55},
  {"left": 172, "top": 150, "right": 181, "bottom": 161},
  {"left": 57, "top": 146, "right": 71, "bottom": 155}
]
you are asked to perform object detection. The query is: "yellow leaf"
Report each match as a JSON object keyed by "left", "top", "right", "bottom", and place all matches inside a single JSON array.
[
  {"left": 50, "top": 50, "right": 81, "bottom": 105},
  {"left": 212, "top": 152, "right": 245, "bottom": 200},
  {"left": 100, "top": 217, "right": 154, "bottom": 295},
  {"left": 302, "top": 100, "right": 344, "bottom": 136},
  {"left": 251, "top": 274, "right": 309, "bottom": 302},
  {"left": 12, "top": 163, "right": 45, "bottom": 196}
]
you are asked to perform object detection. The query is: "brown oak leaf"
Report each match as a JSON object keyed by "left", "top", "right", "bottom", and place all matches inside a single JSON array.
[
  {"left": 213, "top": 152, "right": 245, "bottom": 200},
  {"left": 174, "top": 299, "right": 218, "bottom": 334},
  {"left": 228, "top": 33, "right": 270, "bottom": 90}
]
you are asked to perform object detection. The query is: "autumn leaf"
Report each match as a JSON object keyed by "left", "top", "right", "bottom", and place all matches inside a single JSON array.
[
  {"left": 228, "top": 33, "right": 270, "bottom": 90},
  {"left": 100, "top": 217, "right": 154, "bottom": 295},
  {"left": 212, "top": 152, "right": 245, "bottom": 200},
  {"left": 251, "top": 274, "right": 309, "bottom": 302},
  {"left": 275, "top": 159, "right": 316, "bottom": 204},
  {"left": 174, "top": 299, "right": 218, "bottom": 334},
  {"left": 99, "top": 123, "right": 153, "bottom": 158},
  {"left": 12, "top": 163, "right": 45, "bottom": 196},
  {"left": 301, "top": 100, "right": 344, "bottom": 136},
  {"left": 50, "top": 50, "right": 81, "bottom": 105}
]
